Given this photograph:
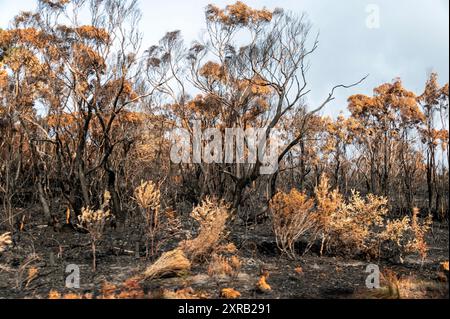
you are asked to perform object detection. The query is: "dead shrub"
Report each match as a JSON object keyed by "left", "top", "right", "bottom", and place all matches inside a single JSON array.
[
  {"left": 314, "top": 175, "right": 433, "bottom": 260},
  {"left": 269, "top": 175, "right": 433, "bottom": 260},
  {"left": 325, "top": 190, "right": 389, "bottom": 257},
  {"left": 405, "top": 208, "right": 432, "bottom": 262},
  {"left": 134, "top": 180, "right": 161, "bottom": 258},
  {"left": 269, "top": 189, "right": 316, "bottom": 259},
  {"left": 179, "top": 197, "right": 230, "bottom": 261},
  {"left": 77, "top": 191, "right": 111, "bottom": 271},
  {"left": 314, "top": 175, "right": 344, "bottom": 255}
]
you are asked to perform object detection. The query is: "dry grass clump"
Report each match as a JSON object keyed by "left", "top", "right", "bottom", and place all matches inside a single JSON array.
[
  {"left": 142, "top": 248, "right": 191, "bottom": 280},
  {"left": 134, "top": 181, "right": 161, "bottom": 258},
  {"left": 269, "top": 189, "right": 316, "bottom": 259},
  {"left": 179, "top": 197, "right": 231, "bottom": 261},
  {"left": 0, "top": 232, "right": 12, "bottom": 254}
]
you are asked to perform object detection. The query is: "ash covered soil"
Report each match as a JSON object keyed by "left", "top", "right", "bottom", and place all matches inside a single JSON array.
[{"left": 0, "top": 213, "right": 448, "bottom": 299}]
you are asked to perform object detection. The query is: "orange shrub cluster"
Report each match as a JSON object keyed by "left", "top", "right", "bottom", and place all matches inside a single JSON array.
[
  {"left": 269, "top": 189, "right": 316, "bottom": 258},
  {"left": 270, "top": 175, "right": 433, "bottom": 260}
]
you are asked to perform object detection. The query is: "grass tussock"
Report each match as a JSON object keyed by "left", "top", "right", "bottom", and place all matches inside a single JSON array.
[{"left": 142, "top": 248, "right": 191, "bottom": 280}]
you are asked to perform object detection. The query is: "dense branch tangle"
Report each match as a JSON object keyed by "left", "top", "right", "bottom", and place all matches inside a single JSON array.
[
  {"left": 145, "top": 2, "right": 367, "bottom": 215},
  {"left": 0, "top": 1, "right": 448, "bottom": 230}
]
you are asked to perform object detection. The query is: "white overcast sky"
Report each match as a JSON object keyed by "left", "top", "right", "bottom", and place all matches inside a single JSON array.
[{"left": 1, "top": 0, "right": 448, "bottom": 116}]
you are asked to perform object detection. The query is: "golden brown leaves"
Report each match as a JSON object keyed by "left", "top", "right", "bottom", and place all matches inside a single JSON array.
[
  {"left": 325, "top": 191, "right": 388, "bottom": 256},
  {"left": 221, "top": 288, "right": 241, "bottom": 299},
  {"left": 134, "top": 181, "right": 160, "bottom": 211},
  {"left": 25, "top": 267, "right": 39, "bottom": 288},
  {"left": 256, "top": 273, "right": 271, "bottom": 293},
  {"left": 73, "top": 43, "right": 106, "bottom": 71},
  {"left": 0, "top": 68, "right": 8, "bottom": 88},
  {"left": 200, "top": 61, "right": 226, "bottom": 81},
  {"left": 314, "top": 176, "right": 432, "bottom": 259},
  {"left": 117, "top": 278, "right": 145, "bottom": 299},
  {"left": 270, "top": 189, "right": 316, "bottom": 258},
  {"left": 0, "top": 28, "right": 48, "bottom": 49},
  {"left": 349, "top": 79, "right": 424, "bottom": 124},
  {"left": 76, "top": 26, "right": 110, "bottom": 44},
  {"left": 420, "top": 72, "right": 442, "bottom": 107},
  {"left": 314, "top": 175, "right": 343, "bottom": 228},
  {"left": 187, "top": 94, "right": 221, "bottom": 119},
  {"left": 238, "top": 76, "right": 273, "bottom": 96},
  {"left": 100, "top": 282, "right": 118, "bottom": 299},
  {"left": 134, "top": 180, "right": 161, "bottom": 258},
  {"left": 78, "top": 191, "right": 111, "bottom": 242},
  {"left": 406, "top": 208, "right": 432, "bottom": 262},
  {"left": 3, "top": 47, "right": 44, "bottom": 75},
  {"left": 206, "top": 2, "right": 273, "bottom": 26}
]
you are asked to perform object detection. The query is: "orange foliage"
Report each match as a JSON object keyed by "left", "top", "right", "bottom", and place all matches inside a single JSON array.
[
  {"left": 256, "top": 274, "right": 271, "bottom": 292},
  {"left": 75, "top": 25, "right": 110, "bottom": 43},
  {"left": 206, "top": 2, "right": 273, "bottom": 26},
  {"left": 200, "top": 61, "right": 226, "bottom": 81},
  {"left": 73, "top": 42, "right": 106, "bottom": 71},
  {"left": 221, "top": 288, "right": 241, "bottom": 299},
  {"left": 270, "top": 189, "right": 316, "bottom": 258}
]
